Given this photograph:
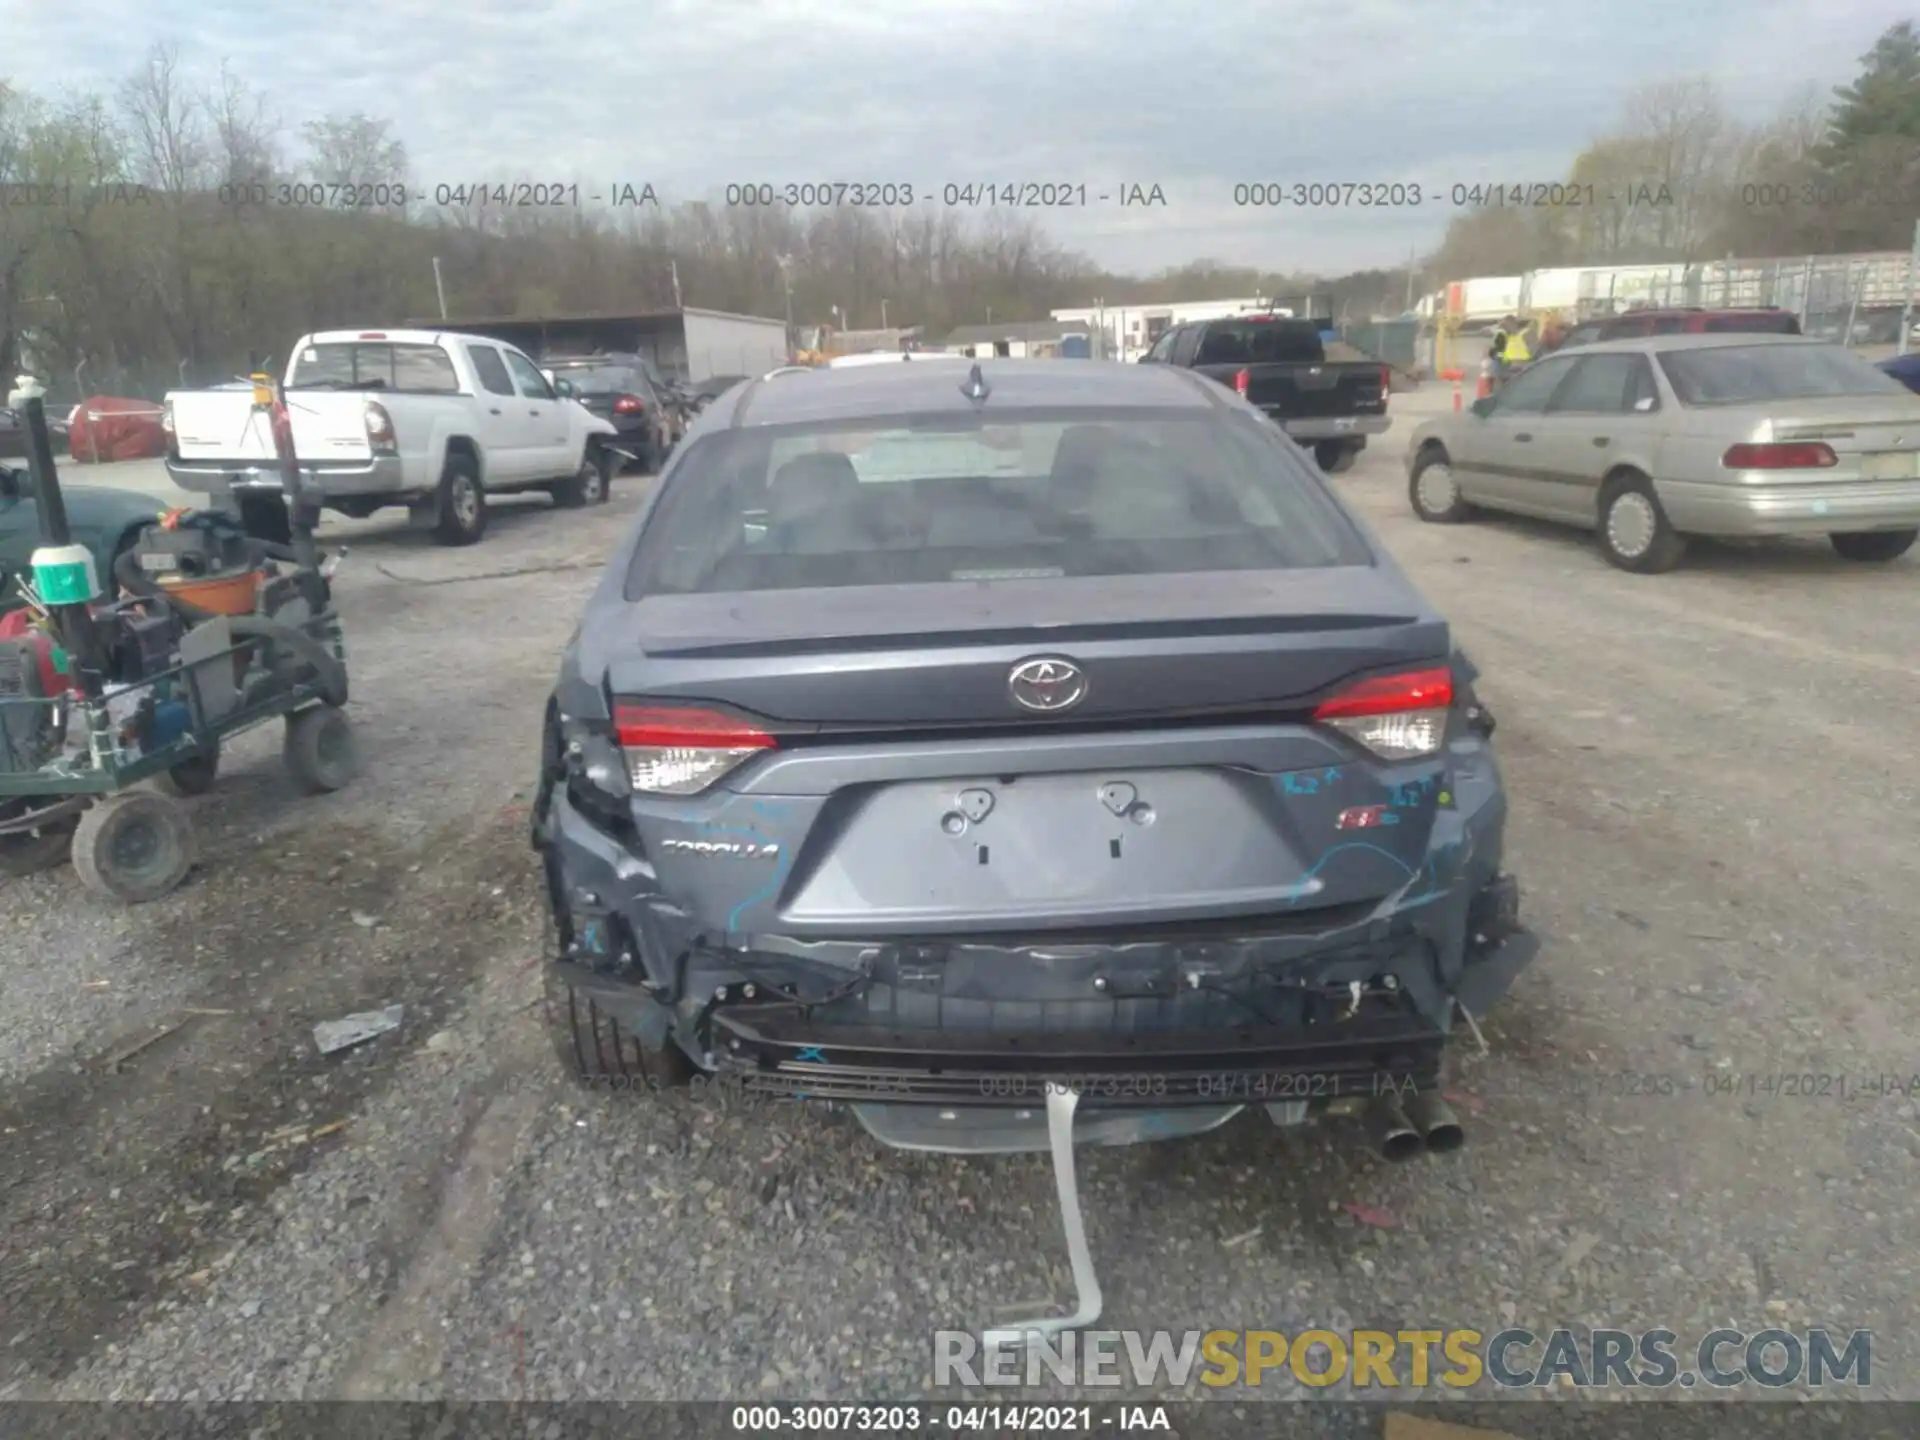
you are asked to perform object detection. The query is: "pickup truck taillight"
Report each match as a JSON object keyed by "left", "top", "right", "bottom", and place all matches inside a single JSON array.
[
  {"left": 364, "top": 401, "right": 397, "bottom": 453},
  {"left": 161, "top": 400, "right": 177, "bottom": 458},
  {"left": 613, "top": 394, "right": 645, "bottom": 415},
  {"left": 1380, "top": 366, "right": 1391, "bottom": 407},
  {"left": 1233, "top": 368, "right": 1250, "bottom": 397}
]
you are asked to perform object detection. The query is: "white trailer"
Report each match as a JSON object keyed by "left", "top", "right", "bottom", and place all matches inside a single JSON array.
[{"left": 668, "top": 309, "right": 789, "bottom": 382}]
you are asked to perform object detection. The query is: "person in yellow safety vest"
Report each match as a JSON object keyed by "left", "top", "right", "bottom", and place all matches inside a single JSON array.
[{"left": 1504, "top": 320, "right": 1533, "bottom": 369}]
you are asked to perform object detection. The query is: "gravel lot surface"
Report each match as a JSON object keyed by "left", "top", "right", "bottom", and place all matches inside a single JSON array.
[{"left": 2, "top": 396, "right": 1916, "bottom": 1412}]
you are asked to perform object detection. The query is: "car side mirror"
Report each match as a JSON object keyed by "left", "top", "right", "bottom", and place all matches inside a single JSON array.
[
  {"left": 553, "top": 378, "right": 576, "bottom": 398},
  {"left": 1470, "top": 397, "right": 1496, "bottom": 418}
]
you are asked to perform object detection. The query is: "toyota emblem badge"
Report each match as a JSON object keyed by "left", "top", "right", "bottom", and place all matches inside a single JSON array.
[{"left": 1007, "top": 657, "right": 1088, "bottom": 713}]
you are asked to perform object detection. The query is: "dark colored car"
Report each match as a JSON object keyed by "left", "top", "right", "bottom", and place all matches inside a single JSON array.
[
  {"left": 1139, "top": 315, "right": 1389, "bottom": 474},
  {"left": 543, "top": 355, "right": 671, "bottom": 473},
  {"left": 1879, "top": 353, "right": 1920, "bottom": 394},
  {"left": 0, "top": 407, "right": 74, "bottom": 461},
  {"left": 0, "top": 463, "right": 171, "bottom": 608},
  {"left": 1546, "top": 308, "right": 1800, "bottom": 355},
  {"left": 531, "top": 358, "right": 1537, "bottom": 1162}
]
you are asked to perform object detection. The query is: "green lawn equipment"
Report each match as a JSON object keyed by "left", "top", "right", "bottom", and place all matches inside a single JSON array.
[{"left": 0, "top": 387, "right": 357, "bottom": 903}]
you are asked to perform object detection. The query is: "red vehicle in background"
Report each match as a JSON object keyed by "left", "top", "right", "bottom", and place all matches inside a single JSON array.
[
  {"left": 1539, "top": 307, "right": 1801, "bottom": 356},
  {"left": 65, "top": 397, "right": 169, "bottom": 463}
]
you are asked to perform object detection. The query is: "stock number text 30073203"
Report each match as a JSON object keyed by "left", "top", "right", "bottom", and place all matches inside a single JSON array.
[{"left": 1233, "top": 182, "right": 1426, "bottom": 208}]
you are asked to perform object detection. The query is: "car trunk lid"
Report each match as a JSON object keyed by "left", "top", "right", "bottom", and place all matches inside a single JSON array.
[
  {"left": 1767, "top": 403, "right": 1920, "bottom": 478},
  {"left": 595, "top": 570, "right": 1456, "bottom": 935}
]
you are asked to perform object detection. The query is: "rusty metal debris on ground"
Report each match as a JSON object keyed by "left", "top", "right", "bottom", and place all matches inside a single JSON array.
[{"left": 313, "top": 1003, "right": 404, "bottom": 1055}]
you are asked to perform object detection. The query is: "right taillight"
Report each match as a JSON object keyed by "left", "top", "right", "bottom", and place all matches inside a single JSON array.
[
  {"left": 1721, "top": 441, "right": 1836, "bottom": 469},
  {"left": 1234, "top": 367, "right": 1251, "bottom": 397},
  {"left": 364, "top": 400, "right": 397, "bottom": 452},
  {"left": 1314, "top": 667, "right": 1454, "bottom": 760},
  {"left": 613, "top": 702, "right": 775, "bottom": 795}
]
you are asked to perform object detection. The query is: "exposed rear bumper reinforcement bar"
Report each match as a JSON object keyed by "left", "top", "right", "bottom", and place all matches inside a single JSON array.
[{"left": 707, "top": 1010, "right": 1447, "bottom": 1107}]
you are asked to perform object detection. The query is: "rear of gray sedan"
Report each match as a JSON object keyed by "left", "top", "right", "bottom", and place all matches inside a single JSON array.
[
  {"left": 534, "top": 359, "right": 1535, "bottom": 1159},
  {"left": 1405, "top": 334, "right": 1920, "bottom": 572},
  {"left": 1651, "top": 337, "right": 1920, "bottom": 555}
]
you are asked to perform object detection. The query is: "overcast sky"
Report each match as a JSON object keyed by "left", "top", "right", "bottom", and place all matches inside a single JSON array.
[{"left": 4, "top": 0, "right": 1912, "bottom": 275}]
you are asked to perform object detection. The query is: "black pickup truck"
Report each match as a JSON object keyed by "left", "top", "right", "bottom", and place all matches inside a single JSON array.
[{"left": 1138, "top": 315, "right": 1388, "bottom": 472}]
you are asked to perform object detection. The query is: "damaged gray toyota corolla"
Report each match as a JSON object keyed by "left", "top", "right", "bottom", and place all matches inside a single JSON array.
[{"left": 531, "top": 358, "right": 1538, "bottom": 1177}]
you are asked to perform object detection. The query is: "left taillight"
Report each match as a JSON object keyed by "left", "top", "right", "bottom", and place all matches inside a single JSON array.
[
  {"left": 1233, "top": 367, "right": 1251, "bottom": 397},
  {"left": 613, "top": 394, "right": 645, "bottom": 415},
  {"left": 364, "top": 400, "right": 397, "bottom": 452},
  {"left": 1380, "top": 366, "right": 1391, "bottom": 408},
  {"left": 613, "top": 702, "right": 775, "bottom": 795},
  {"left": 1313, "top": 667, "right": 1453, "bottom": 760}
]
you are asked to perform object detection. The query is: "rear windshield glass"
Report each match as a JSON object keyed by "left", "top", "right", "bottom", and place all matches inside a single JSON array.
[
  {"left": 1657, "top": 344, "right": 1908, "bottom": 406},
  {"left": 550, "top": 364, "right": 639, "bottom": 393},
  {"left": 1193, "top": 322, "right": 1324, "bottom": 366},
  {"left": 288, "top": 343, "right": 460, "bottom": 393},
  {"left": 625, "top": 408, "right": 1371, "bottom": 596}
]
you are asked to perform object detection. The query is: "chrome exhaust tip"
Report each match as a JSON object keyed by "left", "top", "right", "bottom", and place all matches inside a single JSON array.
[
  {"left": 1404, "top": 1091, "right": 1465, "bottom": 1154},
  {"left": 1365, "top": 1094, "right": 1425, "bottom": 1162}
]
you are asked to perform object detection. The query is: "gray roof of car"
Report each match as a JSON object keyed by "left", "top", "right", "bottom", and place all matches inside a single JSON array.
[
  {"left": 709, "top": 357, "right": 1217, "bottom": 428},
  {"left": 1552, "top": 332, "right": 1820, "bottom": 356}
]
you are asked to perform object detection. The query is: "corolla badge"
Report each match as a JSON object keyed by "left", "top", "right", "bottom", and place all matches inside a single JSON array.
[
  {"left": 1008, "top": 656, "right": 1088, "bottom": 713},
  {"left": 661, "top": 838, "right": 781, "bottom": 859}
]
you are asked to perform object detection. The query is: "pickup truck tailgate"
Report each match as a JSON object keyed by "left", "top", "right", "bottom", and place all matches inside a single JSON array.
[
  {"left": 168, "top": 392, "right": 373, "bottom": 463},
  {"left": 1245, "top": 363, "right": 1386, "bottom": 419}
]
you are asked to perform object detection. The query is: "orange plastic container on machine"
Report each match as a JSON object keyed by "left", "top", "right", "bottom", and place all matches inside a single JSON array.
[{"left": 157, "top": 569, "right": 261, "bottom": 616}]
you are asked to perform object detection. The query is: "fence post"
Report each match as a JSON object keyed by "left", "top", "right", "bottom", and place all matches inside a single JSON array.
[
  {"left": 1900, "top": 217, "right": 1919, "bottom": 358},
  {"left": 1843, "top": 262, "right": 1865, "bottom": 348}
]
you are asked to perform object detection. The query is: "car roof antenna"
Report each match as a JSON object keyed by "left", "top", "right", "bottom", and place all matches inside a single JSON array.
[{"left": 961, "top": 363, "right": 990, "bottom": 402}]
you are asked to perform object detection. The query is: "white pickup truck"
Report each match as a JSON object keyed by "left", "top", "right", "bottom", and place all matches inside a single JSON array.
[{"left": 162, "top": 329, "right": 622, "bottom": 546}]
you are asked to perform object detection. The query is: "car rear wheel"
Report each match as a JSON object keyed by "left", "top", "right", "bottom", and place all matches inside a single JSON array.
[
  {"left": 1598, "top": 474, "right": 1686, "bottom": 574},
  {"left": 1829, "top": 529, "right": 1916, "bottom": 563},
  {"left": 543, "top": 963, "right": 692, "bottom": 1091},
  {"left": 1409, "top": 450, "right": 1473, "bottom": 523},
  {"left": 1315, "top": 441, "right": 1358, "bottom": 474},
  {"left": 432, "top": 454, "right": 487, "bottom": 545},
  {"left": 551, "top": 448, "right": 609, "bottom": 508}
]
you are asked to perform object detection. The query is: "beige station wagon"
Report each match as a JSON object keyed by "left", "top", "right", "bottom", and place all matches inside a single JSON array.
[{"left": 1404, "top": 334, "right": 1920, "bottom": 573}]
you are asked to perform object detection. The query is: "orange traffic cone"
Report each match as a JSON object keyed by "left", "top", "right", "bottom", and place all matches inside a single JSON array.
[{"left": 1475, "top": 370, "right": 1493, "bottom": 400}]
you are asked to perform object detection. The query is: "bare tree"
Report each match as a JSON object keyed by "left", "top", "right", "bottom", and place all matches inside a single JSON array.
[
  {"left": 301, "top": 112, "right": 407, "bottom": 189},
  {"left": 118, "top": 43, "right": 209, "bottom": 193}
]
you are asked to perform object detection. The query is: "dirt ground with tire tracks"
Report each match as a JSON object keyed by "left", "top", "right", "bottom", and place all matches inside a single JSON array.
[{"left": 2, "top": 402, "right": 1917, "bottom": 1411}]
